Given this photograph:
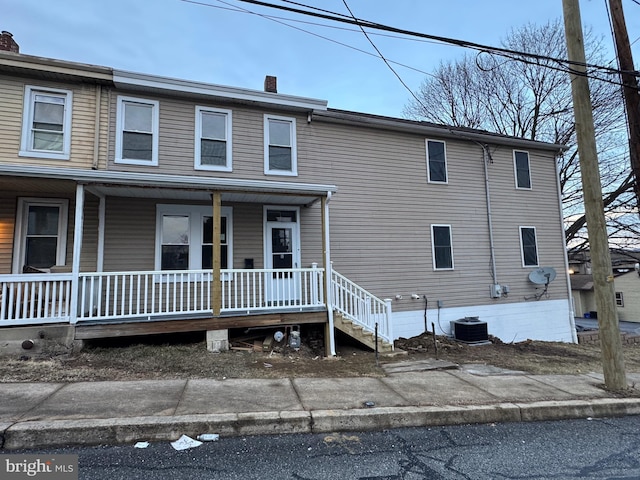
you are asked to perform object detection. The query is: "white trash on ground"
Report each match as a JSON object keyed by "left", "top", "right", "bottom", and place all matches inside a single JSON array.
[{"left": 170, "top": 435, "right": 203, "bottom": 451}]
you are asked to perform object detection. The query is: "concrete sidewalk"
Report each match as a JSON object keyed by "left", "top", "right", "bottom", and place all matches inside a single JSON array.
[{"left": 2, "top": 364, "right": 640, "bottom": 450}]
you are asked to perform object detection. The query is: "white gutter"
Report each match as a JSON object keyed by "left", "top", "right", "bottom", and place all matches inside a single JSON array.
[
  {"left": 0, "top": 164, "right": 337, "bottom": 196},
  {"left": 114, "top": 70, "right": 328, "bottom": 111}
]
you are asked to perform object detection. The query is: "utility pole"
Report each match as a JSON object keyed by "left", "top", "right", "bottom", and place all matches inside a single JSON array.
[
  {"left": 562, "top": 0, "right": 627, "bottom": 390},
  {"left": 609, "top": 0, "right": 640, "bottom": 215}
]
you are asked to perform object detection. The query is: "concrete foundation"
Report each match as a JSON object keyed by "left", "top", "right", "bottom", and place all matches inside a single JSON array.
[
  {"left": 0, "top": 325, "right": 82, "bottom": 357},
  {"left": 206, "top": 329, "right": 229, "bottom": 353}
]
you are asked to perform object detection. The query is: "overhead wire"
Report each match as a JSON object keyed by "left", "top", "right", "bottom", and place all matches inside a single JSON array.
[
  {"left": 227, "top": 0, "right": 640, "bottom": 79},
  {"left": 339, "top": 0, "right": 429, "bottom": 110},
  {"left": 182, "top": 0, "right": 438, "bottom": 78},
  {"left": 183, "top": 0, "right": 639, "bottom": 92}
]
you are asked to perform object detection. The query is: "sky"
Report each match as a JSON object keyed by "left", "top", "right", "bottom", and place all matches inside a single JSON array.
[{"left": 2, "top": 0, "right": 639, "bottom": 117}]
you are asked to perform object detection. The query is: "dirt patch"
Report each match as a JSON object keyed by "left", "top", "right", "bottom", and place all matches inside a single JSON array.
[{"left": 2, "top": 329, "right": 640, "bottom": 383}]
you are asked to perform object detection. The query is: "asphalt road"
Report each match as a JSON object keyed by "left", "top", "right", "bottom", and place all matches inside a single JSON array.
[{"left": 10, "top": 416, "right": 640, "bottom": 479}]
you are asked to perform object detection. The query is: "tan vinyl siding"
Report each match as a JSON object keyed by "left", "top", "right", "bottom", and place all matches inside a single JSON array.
[
  {"left": 103, "top": 197, "right": 157, "bottom": 272},
  {"left": 103, "top": 199, "right": 271, "bottom": 272},
  {"left": 615, "top": 272, "right": 640, "bottom": 322},
  {"left": 0, "top": 194, "right": 16, "bottom": 274},
  {"left": 230, "top": 203, "right": 264, "bottom": 269},
  {"left": 0, "top": 77, "right": 108, "bottom": 170},
  {"left": 102, "top": 89, "right": 567, "bottom": 311},
  {"left": 304, "top": 120, "right": 568, "bottom": 310},
  {"left": 80, "top": 195, "right": 99, "bottom": 271}
]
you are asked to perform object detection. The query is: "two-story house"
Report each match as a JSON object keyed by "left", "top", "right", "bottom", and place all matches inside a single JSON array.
[{"left": 0, "top": 33, "right": 576, "bottom": 356}]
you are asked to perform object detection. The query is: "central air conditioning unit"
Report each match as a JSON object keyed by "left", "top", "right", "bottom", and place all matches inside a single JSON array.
[{"left": 450, "top": 317, "right": 489, "bottom": 344}]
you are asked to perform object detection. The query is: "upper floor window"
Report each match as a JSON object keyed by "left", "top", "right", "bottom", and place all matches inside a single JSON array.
[
  {"left": 431, "top": 224, "right": 454, "bottom": 270},
  {"left": 426, "top": 140, "right": 447, "bottom": 183},
  {"left": 195, "top": 106, "right": 232, "bottom": 171},
  {"left": 514, "top": 150, "right": 532, "bottom": 189},
  {"left": 20, "top": 86, "right": 73, "bottom": 160},
  {"left": 264, "top": 114, "right": 297, "bottom": 176},
  {"left": 519, "top": 226, "right": 539, "bottom": 267},
  {"left": 115, "top": 96, "right": 159, "bottom": 166},
  {"left": 615, "top": 292, "right": 624, "bottom": 307},
  {"left": 12, "top": 198, "right": 69, "bottom": 274}
]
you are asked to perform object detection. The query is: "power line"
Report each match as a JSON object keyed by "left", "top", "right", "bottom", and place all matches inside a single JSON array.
[
  {"left": 228, "top": 0, "right": 639, "bottom": 78},
  {"left": 183, "top": 0, "right": 437, "bottom": 78},
  {"left": 339, "top": 0, "right": 428, "bottom": 110},
  {"left": 183, "top": 0, "right": 639, "bottom": 92}
]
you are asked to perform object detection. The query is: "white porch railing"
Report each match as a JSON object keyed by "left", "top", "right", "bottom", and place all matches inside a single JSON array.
[
  {"left": 0, "top": 273, "right": 72, "bottom": 325},
  {"left": 74, "top": 267, "right": 325, "bottom": 322},
  {"left": 222, "top": 267, "right": 325, "bottom": 312},
  {"left": 77, "top": 270, "right": 213, "bottom": 322},
  {"left": 1, "top": 268, "right": 393, "bottom": 346},
  {"left": 331, "top": 270, "right": 393, "bottom": 344}
]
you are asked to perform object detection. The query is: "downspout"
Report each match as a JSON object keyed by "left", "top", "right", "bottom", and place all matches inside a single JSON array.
[
  {"left": 92, "top": 84, "right": 102, "bottom": 170},
  {"left": 323, "top": 191, "right": 336, "bottom": 356},
  {"left": 555, "top": 149, "right": 578, "bottom": 342},
  {"left": 479, "top": 143, "right": 498, "bottom": 286}
]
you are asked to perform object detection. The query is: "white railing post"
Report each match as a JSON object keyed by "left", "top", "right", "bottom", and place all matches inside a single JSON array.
[
  {"left": 310, "top": 262, "right": 319, "bottom": 305},
  {"left": 384, "top": 298, "right": 394, "bottom": 350}
]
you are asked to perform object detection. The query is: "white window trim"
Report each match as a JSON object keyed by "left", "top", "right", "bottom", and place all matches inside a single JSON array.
[
  {"left": 615, "top": 292, "right": 624, "bottom": 307},
  {"left": 431, "top": 224, "right": 454, "bottom": 271},
  {"left": 115, "top": 95, "right": 159, "bottom": 166},
  {"left": 12, "top": 197, "right": 69, "bottom": 274},
  {"left": 519, "top": 226, "right": 539, "bottom": 268},
  {"left": 20, "top": 85, "right": 73, "bottom": 160},
  {"left": 155, "top": 204, "right": 233, "bottom": 272},
  {"left": 514, "top": 150, "right": 532, "bottom": 190},
  {"left": 264, "top": 114, "right": 297, "bottom": 176},
  {"left": 426, "top": 139, "right": 448, "bottom": 184},
  {"left": 194, "top": 106, "right": 232, "bottom": 172}
]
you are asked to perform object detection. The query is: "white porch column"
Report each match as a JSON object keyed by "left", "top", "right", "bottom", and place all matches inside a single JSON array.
[
  {"left": 69, "top": 183, "right": 85, "bottom": 324},
  {"left": 96, "top": 193, "right": 105, "bottom": 273},
  {"left": 322, "top": 193, "right": 336, "bottom": 356}
]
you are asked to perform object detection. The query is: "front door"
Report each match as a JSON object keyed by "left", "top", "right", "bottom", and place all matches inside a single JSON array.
[{"left": 265, "top": 208, "right": 300, "bottom": 305}]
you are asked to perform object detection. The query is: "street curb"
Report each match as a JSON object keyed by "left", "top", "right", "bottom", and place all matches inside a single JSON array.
[{"left": 3, "top": 399, "right": 640, "bottom": 450}]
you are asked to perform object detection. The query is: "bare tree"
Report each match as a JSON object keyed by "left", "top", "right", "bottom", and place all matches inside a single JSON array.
[{"left": 404, "top": 20, "right": 637, "bottom": 253}]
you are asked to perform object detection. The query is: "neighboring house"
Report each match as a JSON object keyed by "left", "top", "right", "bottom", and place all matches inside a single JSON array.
[
  {"left": 570, "top": 250, "right": 640, "bottom": 323},
  {"left": 0, "top": 33, "right": 576, "bottom": 356}
]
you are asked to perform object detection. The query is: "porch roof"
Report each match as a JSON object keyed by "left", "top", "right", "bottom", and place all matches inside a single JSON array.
[{"left": 0, "top": 164, "right": 337, "bottom": 204}]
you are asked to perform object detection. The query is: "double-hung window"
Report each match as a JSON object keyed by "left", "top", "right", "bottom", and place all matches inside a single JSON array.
[
  {"left": 20, "top": 86, "right": 73, "bottom": 160},
  {"left": 156, "top": 205, "right": 232, "bottom": 272},
  {"left": 514, "top": 150, "right": 532, "bottom": 189},
  {"left": 12, "top": 198, "right": 69, "bottom": 273},
  {"left": 264, "top": 114, "right": 297, "bottom": 176},
  {"left": 426, "top": 140, "right": 447, "bottom": 183},
  {"left": 519, "top": 226, "right": 539, "bottom": 267},
  {"left": 431, "top": 224, "right": 454, "bottom": 270},
  {"left": 615, "top": 292, "right": 624, "bottom": 307},
  {"left": 195, "top": 106, "right": 232, "bottom": 171},
  {"left": 115, "top": 96, "right": 159, "bottom": 165}
]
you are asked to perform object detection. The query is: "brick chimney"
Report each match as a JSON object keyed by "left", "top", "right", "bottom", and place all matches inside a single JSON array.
[
  {"left": 264, "top": 75, "right": 277, "bottom": 93},
  {"left": 0, "top": 31, "right": 19, "bottom": 53}
]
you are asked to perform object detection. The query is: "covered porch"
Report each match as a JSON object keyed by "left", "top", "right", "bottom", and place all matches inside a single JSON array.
[{"left": 0, "top": 166, "right": 394, "bottom": 354}]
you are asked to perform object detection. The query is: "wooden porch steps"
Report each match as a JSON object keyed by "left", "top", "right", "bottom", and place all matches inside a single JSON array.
[{"left": 334, "top": 313, "right": 394, "bottom": 353}]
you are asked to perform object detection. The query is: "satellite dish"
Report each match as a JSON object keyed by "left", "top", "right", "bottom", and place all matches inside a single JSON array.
[{"left": 529, "top": 267, "right": 557, "bottom": 285}]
